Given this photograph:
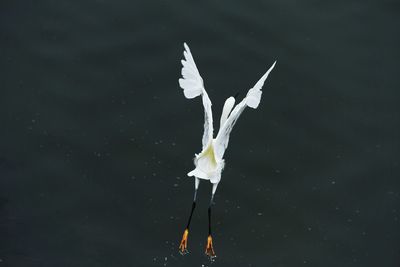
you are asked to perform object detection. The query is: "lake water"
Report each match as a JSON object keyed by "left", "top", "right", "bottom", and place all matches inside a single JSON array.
[{"left": 0, "top": 0, "right": 399, "bottom": 266}]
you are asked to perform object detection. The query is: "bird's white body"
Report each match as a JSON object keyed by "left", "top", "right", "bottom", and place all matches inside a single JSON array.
[
  {"left": 188, "top": 140, "right": 223, "bottom": 183},
  {"left": 179, "top": 43, "right": 276, "bottom": 185}
]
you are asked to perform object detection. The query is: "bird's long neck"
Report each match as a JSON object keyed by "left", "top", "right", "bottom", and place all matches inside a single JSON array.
[{"left": 219, "top": 97, "right": 235, "bottom": 130}]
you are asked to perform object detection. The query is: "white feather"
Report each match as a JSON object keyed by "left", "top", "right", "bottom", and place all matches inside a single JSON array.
[
  {"left": 214, "top": 61, "right": 276, "bottom": 159},
  {"left": 179, "top": 43, "right": 214, "bottom": 149},
  {"left": 246, "top": 61, "right": 276, "bottom": 109},
  {"left": 180, "top": 42, "right": 276, "bottom": 184},
  {"left": 179, "top": 43, "right": 203, "bottom": 99}
]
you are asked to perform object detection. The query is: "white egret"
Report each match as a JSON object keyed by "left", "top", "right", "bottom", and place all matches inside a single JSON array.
[{"left": 178, "top": 43, "right": 276, "bottom": 258}]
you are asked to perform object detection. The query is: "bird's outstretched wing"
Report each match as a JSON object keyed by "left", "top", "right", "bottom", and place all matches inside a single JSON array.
[
  {"left": 179, "top": 43, "right": 213, "bottom": 149},
  {"left": 214, "top": 61, "right": 276, "bottom": 159}
]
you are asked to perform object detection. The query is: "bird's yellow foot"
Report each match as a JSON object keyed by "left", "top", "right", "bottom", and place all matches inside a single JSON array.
[
  {"left": 179, "top": 229, "right": 189, "bottom": 255},
  {"left": 205, "top": 235, "right": 216, "bottom": 260}
]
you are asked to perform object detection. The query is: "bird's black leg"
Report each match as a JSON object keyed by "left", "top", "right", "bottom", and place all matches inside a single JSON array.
[
  {"left": 205, "top": 183, "right": 218, "bottom": 259},
  {"left": 186, "top": 194, "right": 197, "bottom": 230},
  {"left": 179, "top": 178, "right": 200, "bottom": 255},
  {"left": 208, "top": 194, "right": 214, "bottom": 236}
]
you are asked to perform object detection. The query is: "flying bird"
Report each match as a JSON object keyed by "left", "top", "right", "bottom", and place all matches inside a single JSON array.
[{"left": 178, "top": 43, "right": 276, "bottom": 259}]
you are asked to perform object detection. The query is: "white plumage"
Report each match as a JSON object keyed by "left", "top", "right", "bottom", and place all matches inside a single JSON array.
[
  {"left": 179, "top": 42, "right": 276, "bottom": 185},
  {"left": 178, "top": 42, "right": 276, "bottom": 257}
]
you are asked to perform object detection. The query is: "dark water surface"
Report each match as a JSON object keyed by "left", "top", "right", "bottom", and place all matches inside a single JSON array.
[{"left": 1, "top": 0, "right": 399, "bottom": 266}]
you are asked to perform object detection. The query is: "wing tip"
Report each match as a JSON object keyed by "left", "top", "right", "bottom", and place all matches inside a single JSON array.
[
  {"left": 267, "top": 60, "right": 277, "bottom": 73},
  {"left": 183, "top": 42, "right": 189, "bottom": 52},
  {"left": 259, "top": 60, "right": 277, "bottom": 82}
]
